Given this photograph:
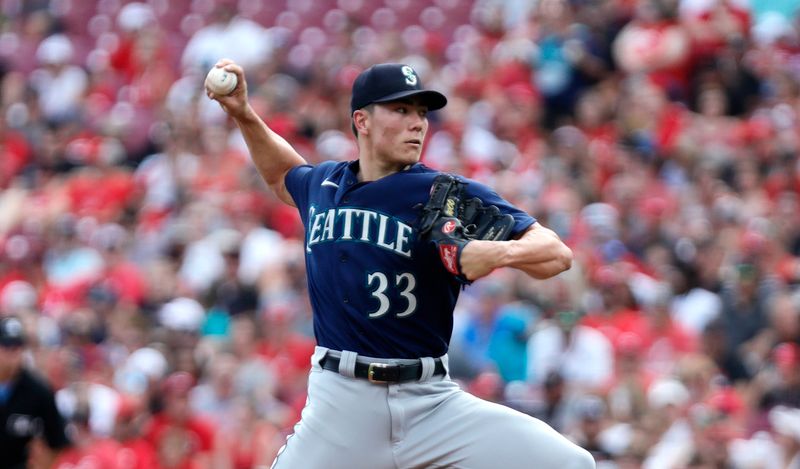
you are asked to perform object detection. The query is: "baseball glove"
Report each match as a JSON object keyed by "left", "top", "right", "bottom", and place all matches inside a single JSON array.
[{"left": 418, "top": 174, "right": 516, "bottom": 284}]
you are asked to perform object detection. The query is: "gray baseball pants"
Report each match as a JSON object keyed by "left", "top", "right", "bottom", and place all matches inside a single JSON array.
[{"left": 270, "top": 346, "right": 595, "bottom": 469}]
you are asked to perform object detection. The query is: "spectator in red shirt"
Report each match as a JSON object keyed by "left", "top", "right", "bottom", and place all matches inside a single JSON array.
[
  {"left": 613, "top": 0, "right": 692, "bottom": 99},
  {"left": 54, "top": 405, "right": 122, "bottom": 469},
  {"left": 144, "top": 372, "right": 215, "bottom": 469},
  {"left": 639, "top": 285, "right": 698, "bottom": 377},
  {"left": 111, "top": 396, "right": 158, "bottom": 469}
]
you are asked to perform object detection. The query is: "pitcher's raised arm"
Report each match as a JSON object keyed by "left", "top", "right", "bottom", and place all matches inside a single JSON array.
[{"left": 205, "top": 59, "right": 306, "bottom": 207}]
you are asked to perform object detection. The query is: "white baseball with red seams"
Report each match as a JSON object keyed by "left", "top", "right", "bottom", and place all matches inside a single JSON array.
[{"left": 205, "top": 66, "right": 237, "bottom": 95}]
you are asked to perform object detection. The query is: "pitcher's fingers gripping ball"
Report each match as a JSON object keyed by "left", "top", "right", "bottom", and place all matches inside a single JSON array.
[
  {"left": 418, "top": 174, "right": 515, "bottom": 284},
  {"left": 205, "top": 65, "right": 238, "bottom": 95}
]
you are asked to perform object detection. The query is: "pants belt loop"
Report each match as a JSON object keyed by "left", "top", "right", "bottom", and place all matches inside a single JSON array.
[
  {"left": 439, "top": 354, "right": 450, "bottom": 377},
  {"left": 418, "top": 357, "right": 435, "bottom": 381},
  {"left": 311, "top": 347, "right": 329, "bottom": 369},
  {"left": 338, "top": 350, "right": 358, "bottom": 378}
]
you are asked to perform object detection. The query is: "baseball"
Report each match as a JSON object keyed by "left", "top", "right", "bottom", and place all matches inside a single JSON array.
[{"left": 206, "top": 66, "right": 237, "bottom": 95}]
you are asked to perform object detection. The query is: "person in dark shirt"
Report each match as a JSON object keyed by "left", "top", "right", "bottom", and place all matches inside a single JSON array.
[
  {"left": 700, "top": 318, "right": 751, "bottom": 384},
  {"left": 0, "top": 316, "right": 70, "bottom": 468}
]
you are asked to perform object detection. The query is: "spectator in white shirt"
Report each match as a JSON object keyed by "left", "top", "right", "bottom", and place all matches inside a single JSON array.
[{"left": 527, "top": 310, "right": 614, "bottom": 390}]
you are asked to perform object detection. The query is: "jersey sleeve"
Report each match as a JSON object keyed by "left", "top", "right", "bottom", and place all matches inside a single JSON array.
[
  {"left": 284, "top": 164, "right": 315, "bottom": 211},
  {"left": 464, "top": 180, "right": 536, "bottom": 236}
]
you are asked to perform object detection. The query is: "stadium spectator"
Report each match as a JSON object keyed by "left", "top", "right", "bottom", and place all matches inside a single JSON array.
[
  {"left": 144, "top": 371, "right": 216, "bottom": 469},
  {"left": 0, "top": 316, "right": 71, "bottom": 468},
  {"left": 180, "top": 0, "right": 274, "bottom": 74},
  {"left": 527, "top": 309, "right": 615, "bottom": 390}
]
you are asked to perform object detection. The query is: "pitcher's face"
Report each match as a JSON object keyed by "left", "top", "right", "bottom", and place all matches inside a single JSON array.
[{"left": 363, "top": 98, "right": 429, "bottom": 167}]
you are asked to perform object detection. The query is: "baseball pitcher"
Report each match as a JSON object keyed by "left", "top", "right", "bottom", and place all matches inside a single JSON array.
[{"left": 206, "top": 60, "right": 595, "bottom": 469}]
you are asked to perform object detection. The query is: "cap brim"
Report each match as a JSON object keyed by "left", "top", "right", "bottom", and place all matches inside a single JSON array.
[{"left": 372, "top": 89, "right": 447, "bottom": 111}]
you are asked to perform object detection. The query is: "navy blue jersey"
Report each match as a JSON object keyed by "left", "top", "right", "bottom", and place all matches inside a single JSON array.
[{"left": 285, "top": 160, "right": 535, "bottom": 358}]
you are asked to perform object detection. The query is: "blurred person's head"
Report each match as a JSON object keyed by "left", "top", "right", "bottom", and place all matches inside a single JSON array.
[
  {"left": 689, "top": 400, "right": 739, "bottom": 468},
  {"left": 700, "top": 318, "right": 728, "bottom": 360},
  {"left": 161, "top": 371, "right": 195, "bottom": 423},
  {"left": 492, "top": 84, "right": 541, "bottom": 142},
  {"left": 536, "top": 0, "right": 572, "bottom": 25},
  {"left": 772, "top": 342, "right": 800, "bottom": 385},
  {"left": 621, "top": 78, "right": 667, "bottom": 124},
  {"left": 732, "top": 262, "right": 759, "bottom": 298},
  {"left": 635, "top": 0, "right": 677, "bottom": 22},
  {"left": 205, "top": 352, "right": 238, "bottom": 398},
  {"left": 200, "top": 125, "right": 230, "bottom": 156},
  {"left": 171, "top": 346, "right": 200, "bottom": 378},
  {"left": 468, "top": 371, "right": 503, "bottom": 402},
  {"left": 643, "top": 282, "right": 674, "bottom": 327},
  {"left": 615, "top": 331, "right": 644, "bottom": 374},
  {"left": 211, "top": 0, "right": 238, "bottom": 24},
  {"left": 676, "top": 354, "right": 719, "bottom": 401},
  {"left": 61, "top": 308, "right": 97, "bottom": 346},
  {"left": 551, "top": 126, "right": 588, "bottom": 162},
  {"left": 113, "top": 345, "right": 168, "bottom": 397},
  {"left": 648, "top": 378, "right": 689, "bottom": 409},
  {"left": 579, "top": 202, "right": 619, "bottom": 243},
  {"left": 112, "top": 395, "right": 146, "bottom": 441},
  {"left": 697, "top": 86, "right": 728, "bottom": 118},
  {"left": 575, "top": 90, "right": 608, "bottom": 130},
  {"left": 596, "top": 266, "right": 637, "bottom": 312},
  {"left": 555, "top": 310, "right": 581, "bottom": 336},
  {"left": 0, "top": 280, "right": 38, "bottom": 317},
  {"left": 66, "top": 401, "right": 93, "bottom": 445},
  {"left": 0, "top": 316, "right": 26, "bottom": 380},
  {"left": 474, "top": 279, "right": 510, "bottom": 322},
  {"left": 667, "top": 261, "right": 697, "bottom": 295},
  {"left": 35, "top": 34, "right": 74, "bottom": 70},
  {"left": 768, "top": 292, "right": 800, "bottom": 344},
  {"left": 229, "top": 314, "right": 259, "bottom": 356},
  {"left": 159, "top": 297, "right": 205, "bottom": 348},
  {"left": 577, "top": 395, "right": 607, "bottom": 439},
  {"left": 705, "top": 386, "right": 745, "bottom": 421},
  {"left": 543, "top": 371, "right": 565, "bottom": 404},
  {"left": 647, "top": 377, "right": 691, "bottom": 430},
  {"left": 22, "top": 9, "right": 55, "bottom": 40},
  {"left": 117, "top": 2, "right": 156, "bottom": 34}
]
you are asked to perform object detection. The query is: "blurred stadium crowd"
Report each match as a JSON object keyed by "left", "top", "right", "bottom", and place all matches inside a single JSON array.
[{"left": 1, "top": 0, "right": 800, "bottom": 467}]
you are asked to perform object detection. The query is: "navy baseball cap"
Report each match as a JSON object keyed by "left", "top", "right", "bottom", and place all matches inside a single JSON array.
[
  {"left": 0, "top": 316, "right": 26, "bottom": 347},
  {"left": 350, "top": 63, "right": 447, "bottom": 114}
]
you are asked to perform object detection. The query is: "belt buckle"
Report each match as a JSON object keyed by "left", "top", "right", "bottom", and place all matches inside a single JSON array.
[{"left": 367, "top": 362, "right": 391, "bottom": 383}]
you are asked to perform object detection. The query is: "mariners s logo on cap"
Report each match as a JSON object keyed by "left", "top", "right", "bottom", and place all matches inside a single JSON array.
[
  {"left": 350, "top": 63, "right": 447, "bottom": 114},
  {"left": 401, "top": 65, "right": 417, "bottom": 86}
]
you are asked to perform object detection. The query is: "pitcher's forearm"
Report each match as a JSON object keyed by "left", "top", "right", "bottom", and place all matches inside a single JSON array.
[
  {"left": 506, "top": 227, "right": 571, "bottom": 270},
  {"left": 233, "top": 106, "right": 306, "bottom": 205},
  {"left": 459, "top": 224, "right": 572, "bottom": 281},
  {"left": 505, "top": 251, "right": 573, "bottom": 279}
]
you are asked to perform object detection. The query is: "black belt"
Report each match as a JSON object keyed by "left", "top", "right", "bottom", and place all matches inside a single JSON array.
[{"left": 320, "top": 354, "right": 446, "bottom": 384}]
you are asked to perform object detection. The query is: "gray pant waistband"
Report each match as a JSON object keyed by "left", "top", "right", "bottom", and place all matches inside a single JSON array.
[{"left": 324, "top": 349, "right": 428, "bottom": 366}]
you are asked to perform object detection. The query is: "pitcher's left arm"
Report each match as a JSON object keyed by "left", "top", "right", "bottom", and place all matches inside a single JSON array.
[{"left": 459, "top": 223, "right": 572, "bottom": 281}]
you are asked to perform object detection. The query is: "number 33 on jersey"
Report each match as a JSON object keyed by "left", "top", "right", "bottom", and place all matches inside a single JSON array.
[{"left": 306, "top": 204, "right": 418, "bottom": 318}]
